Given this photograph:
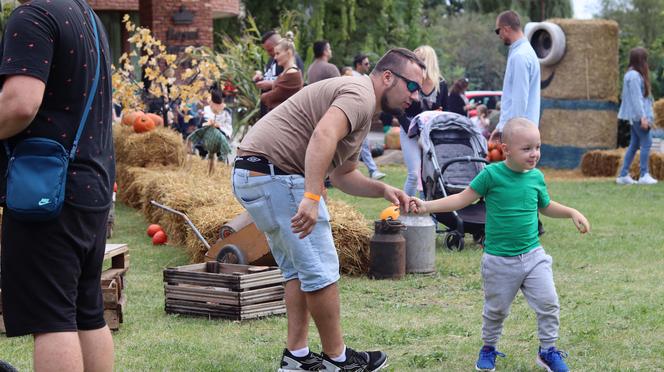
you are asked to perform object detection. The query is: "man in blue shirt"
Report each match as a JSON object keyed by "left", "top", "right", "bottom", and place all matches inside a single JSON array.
[{"left": 491, "top": 10, "right": 540, "bottom": 141}]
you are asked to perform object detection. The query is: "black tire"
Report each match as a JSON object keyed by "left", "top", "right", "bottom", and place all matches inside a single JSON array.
[
  {"left": 215, "top": 244, "right": 247, "bottom": 264},
  {"left": 445, "top": 232, "right": 464, "bottom": 251}
]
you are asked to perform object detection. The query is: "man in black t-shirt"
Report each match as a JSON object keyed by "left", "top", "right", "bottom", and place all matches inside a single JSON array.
[{"left": 0, "top": 0, "right": 114, "bottom": 370}]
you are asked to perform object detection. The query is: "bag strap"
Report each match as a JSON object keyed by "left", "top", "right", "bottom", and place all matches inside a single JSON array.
[
  {"left": 70, "top": 7, "right": 101, "bottom": 161},
  {"left": 3, "top": 6, "right": 101, "bottom": 161}
]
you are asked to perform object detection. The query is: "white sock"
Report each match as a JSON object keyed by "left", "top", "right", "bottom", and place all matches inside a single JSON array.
[
  {"left": 290, "top": 346, "right": 310, "bottom": 358},
  {"left": 330, "top": 345, "right": 347, "bottom": 362}
]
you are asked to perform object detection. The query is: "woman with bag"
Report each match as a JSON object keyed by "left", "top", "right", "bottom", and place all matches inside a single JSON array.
[{"left": 616, "top": 47, "right": 658, "bottom": 185}]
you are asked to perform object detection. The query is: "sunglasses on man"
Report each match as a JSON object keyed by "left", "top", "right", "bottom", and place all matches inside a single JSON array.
[{"left": 389, "top": 70, "right": 421, "bottom": 93}]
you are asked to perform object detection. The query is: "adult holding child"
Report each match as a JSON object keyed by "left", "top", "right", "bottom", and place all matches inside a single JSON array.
[
  {"left": 233, "top": 48, "right": 424, "bottom": 371},
  {"left": 616, "top": 47, "right": 658, "bottom": 185},
  {"left": 410, "top": 118, "right": 590, "bottom": 372},
  {"left": 260, "top": 32, "right": 304, "bottom": 112},
  {"left": 399, "top": 45, "right": 448, "bottom": 197}
]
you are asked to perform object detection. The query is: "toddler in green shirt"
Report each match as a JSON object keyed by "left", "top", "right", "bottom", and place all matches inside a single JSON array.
[{"left": 411, "top": 117, "right": 590, "bottom": 372}]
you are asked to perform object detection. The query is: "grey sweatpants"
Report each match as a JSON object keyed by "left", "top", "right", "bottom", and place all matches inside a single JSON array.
[{"left": 480, "top": 247, "right": 560, "bottom": 349}]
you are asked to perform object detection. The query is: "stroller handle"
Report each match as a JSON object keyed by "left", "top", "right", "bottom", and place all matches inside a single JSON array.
[{"left": 439, "top": 156, "right": 489, "bottom": 175}]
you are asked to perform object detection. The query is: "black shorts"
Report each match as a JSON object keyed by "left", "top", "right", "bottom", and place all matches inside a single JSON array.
[{"left": 1, "top": 204, "right": 109, "bottom": 337}]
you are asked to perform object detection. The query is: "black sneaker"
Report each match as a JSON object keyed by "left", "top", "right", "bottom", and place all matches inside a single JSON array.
[
  {"left": 321, "top": 347, "right": 388, "bottom": 371},
  {"left": 278, "top": 348, "right": 325, "bottom": 371}
]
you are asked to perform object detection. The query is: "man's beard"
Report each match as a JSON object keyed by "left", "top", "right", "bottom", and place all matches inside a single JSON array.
[{"left": 381, "top": 84, "right": 404, "bottom": 116}]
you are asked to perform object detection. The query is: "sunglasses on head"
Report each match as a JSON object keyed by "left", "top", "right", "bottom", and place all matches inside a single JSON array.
[{"left": 389, "top": 70, "right": 421, "bottom": 93}]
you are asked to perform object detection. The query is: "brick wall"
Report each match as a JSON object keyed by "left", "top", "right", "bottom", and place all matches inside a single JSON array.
[
  {"left": 87, "top": 0, "right": 139, "bottom": 11},
  {"left": 138, "top": 0, "right": 239, "bottom": 52}
]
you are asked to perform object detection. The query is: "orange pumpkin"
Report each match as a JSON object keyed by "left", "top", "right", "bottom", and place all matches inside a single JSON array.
[
  {"left": 133, "top": 113, "right": 156, "bottom": 133},
  {"left": 489, "top": 149, "right": 502, "bottom": 162},
  {"left": 147, "top": 224, "right": 162, "bottom": 237},
  {"left": 146, "top": 113, "right": 164, "bottom": 127},
  {"left": 121, "top": 111, "right": 143, "bottom": 126},
  {"left": 152, "top": 230, "right": 168, "bottom": 245},
  {"left": 379, "top": 205, "right": 400, "bottom": 221}
]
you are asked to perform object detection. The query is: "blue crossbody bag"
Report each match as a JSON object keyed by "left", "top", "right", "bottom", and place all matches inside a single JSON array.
[{"left": 4, "top": 8, "right": 100, "bottom": 222}]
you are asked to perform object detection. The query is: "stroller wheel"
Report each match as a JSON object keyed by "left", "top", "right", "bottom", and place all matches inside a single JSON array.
[{"left": 445, "top": 232, "right": 464, "bottom": 251}]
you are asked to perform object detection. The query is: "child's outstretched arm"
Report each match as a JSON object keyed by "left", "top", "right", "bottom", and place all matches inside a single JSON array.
[
  {"left": 539, "top": 200, "right": 591, "bottom": 233},
  {"left": 410, "top": 187, "right": 480, "bottom": 215}
]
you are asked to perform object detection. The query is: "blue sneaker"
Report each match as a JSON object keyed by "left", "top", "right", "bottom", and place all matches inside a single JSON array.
[
  {"left": 536, "top": 346, "right": 569, "bottom": 372},
  {"left": 475, "top": 345, "right": 505, "bottom": 371}
]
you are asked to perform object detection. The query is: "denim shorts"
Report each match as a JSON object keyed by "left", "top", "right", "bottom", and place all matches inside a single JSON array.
[{"left": 231, "top": 168, "right": 340, "bottom": 292}]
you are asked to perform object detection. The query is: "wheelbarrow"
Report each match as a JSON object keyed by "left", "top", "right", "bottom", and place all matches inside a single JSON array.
[{"left": 150, "top": 200, "right": 275, "bottom": 266}]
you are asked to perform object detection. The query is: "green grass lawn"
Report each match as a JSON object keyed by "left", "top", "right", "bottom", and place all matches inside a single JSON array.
[{"left": 2, "top": 164, "right": 664, "bottom": 371}]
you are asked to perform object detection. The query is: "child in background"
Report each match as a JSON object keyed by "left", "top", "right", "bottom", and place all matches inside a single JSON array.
[
  {"left": 471, "top": 104, "right": 491, "bottom": 139},
  {"left": 340, "top": 66, "right": 354, "bottom": 76},
  {"left": 187, "top": 89, "right": 233, "bottom": 174},
  {"left": 410, "top": 118, "right": 590, "bottom": 372}
]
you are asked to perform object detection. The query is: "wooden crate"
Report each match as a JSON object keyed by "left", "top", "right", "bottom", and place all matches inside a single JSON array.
[
  {"left": 0, "top": 244, "right": 129, "bottom": 333},
  {"left": 163, "top": 262, "right": 286, "bottom": 321},
  {"left": 102, "top": 243, "right": 129, "bottom": 331}
]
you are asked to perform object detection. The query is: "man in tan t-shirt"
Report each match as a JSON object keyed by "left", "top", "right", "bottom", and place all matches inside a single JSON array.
[
  {"left": 307, "top": 40, "right": 340, "bottom": 84},
  {"left": 233, "top": 48, "right": 424, "bottom": 371}
]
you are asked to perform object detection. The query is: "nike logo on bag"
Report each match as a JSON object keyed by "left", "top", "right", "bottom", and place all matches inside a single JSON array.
[{"left": 38, "top": 198, "right": 51, "bottom": 206}]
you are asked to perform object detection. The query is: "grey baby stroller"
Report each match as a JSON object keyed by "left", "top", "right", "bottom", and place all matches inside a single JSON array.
[{"left": 417, "top": 111, "right": 489, "bottom": 250}]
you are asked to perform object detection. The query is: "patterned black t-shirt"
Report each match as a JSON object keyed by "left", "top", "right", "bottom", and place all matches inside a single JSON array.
[{"left": 0, "top": 0, "right": 115, "bottom": 211}]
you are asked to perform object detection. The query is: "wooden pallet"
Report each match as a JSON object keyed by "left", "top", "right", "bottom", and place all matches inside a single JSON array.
[
  {"left": 163, "top": 262, "right": 286, "bottom": 321},
  {"left": 102, "top": 243, "right": 129, "bottom": 331}
]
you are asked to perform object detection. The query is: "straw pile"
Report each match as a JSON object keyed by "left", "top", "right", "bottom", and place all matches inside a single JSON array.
[
  {"left": 183, "top": 205, "right": 245, "bottom": 263},
  {"left": 580, "top": 149, "right": 664, "bottom": 179},
  {"left": 113, "top": 125, "right": 186, "bottom": 168},
  {"left": 327, "top": 200, "right": 372, "bottom": 276},
  {"left": 628, "top": 151, "right": 664, "bottom": 180},
  {"left": 580, "top": 149, "right": 624, "bottom": 176},
  {"left": 541, "top": 19, "right": 619, "bottom": 102},
  {"left": 114, "top": 134, "right": 373, "bottom": 273},
  {"left": 654, "top": 98, "right": 664, "bottom": 129},
  {"left": 540, "top": 109, "right": 617, "bottom": 148}
]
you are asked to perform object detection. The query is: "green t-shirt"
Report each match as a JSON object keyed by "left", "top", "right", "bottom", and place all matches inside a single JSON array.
[{"left": 469, "top": 162, "right": 551, "bottom": 256}]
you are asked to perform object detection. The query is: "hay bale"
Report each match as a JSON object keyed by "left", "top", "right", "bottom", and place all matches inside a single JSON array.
[
  {"left": 328, "top": 200, "right": 372, "bottom": 276},
  {"left": 582, "top": 149, "right": 664, "bottom": 179},
  {"left": 183, "top": 205, "right": 245, "bottom": 263},
  {"left": 628, "top": 151, "right": 664, "bottom": 180},
  {"left": 117, "top": 167, "right": 165, "bottom": 208},
  {"left": 540, "top": 109, "right": 617, "bottom": 147},
  {"left": 139, "top": 160, "right": 243, "bottom": 247},
  {"left": 580, "top": 149, "right": 624, "bottom": 176},
  {"left": 113, "top": 125, "right": 186, "bottom": 168},
  {"left": 541, "top": 19, "right": 619, "bottom": 102},
  {"left": 654, "top": 99, "right": 664, "bottom": 129}
]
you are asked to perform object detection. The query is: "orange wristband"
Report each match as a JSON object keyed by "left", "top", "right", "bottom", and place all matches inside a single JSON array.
[{"left": 304, "top": 192, "right": 321, "bottom": 202}]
